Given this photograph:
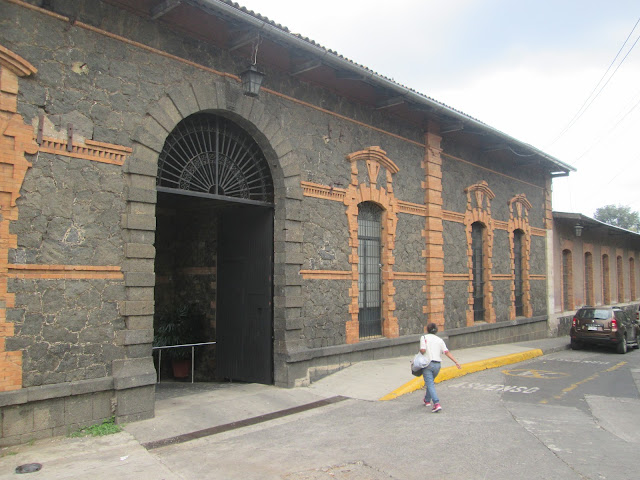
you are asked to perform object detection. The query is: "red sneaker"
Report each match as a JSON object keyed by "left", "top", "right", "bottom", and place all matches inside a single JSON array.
[
  {"left": 423, "top": 400, "right": 431, "bottom": 407},
  {"left": 432, "top": 403, "right": 442, "bottom": 413}
]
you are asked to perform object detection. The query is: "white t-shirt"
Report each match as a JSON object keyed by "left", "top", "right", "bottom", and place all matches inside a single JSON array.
[{"left": 419, "top": 334, "right": 448, "bottom": 362}]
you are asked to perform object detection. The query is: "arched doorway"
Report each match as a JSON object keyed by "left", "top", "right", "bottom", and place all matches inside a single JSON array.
[{"left": 154, "top": 113, "right": 274, "bottom": 384}]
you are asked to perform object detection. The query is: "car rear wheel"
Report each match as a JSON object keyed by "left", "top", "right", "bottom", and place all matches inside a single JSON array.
[
  {"left": 617, "top": 336, "right": 627, "bottom": 354},
  {"left": 570, "top": 339, "right": 581, "bottom": 350}
]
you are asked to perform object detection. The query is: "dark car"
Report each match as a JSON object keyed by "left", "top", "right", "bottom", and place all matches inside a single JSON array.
[{"left": 570, "top": 306, "right": 640, "bottom": 354}]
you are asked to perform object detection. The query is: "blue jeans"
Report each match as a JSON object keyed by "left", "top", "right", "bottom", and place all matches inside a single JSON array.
[{"left": 423, "top": 361, "right": 441, "bottom": 404}]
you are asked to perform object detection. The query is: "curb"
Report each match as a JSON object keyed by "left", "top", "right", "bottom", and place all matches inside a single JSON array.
[{"left": 379, "top": 348, "right": 544, "bottom": 401}]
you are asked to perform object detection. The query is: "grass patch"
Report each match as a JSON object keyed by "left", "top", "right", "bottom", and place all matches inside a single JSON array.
[{"left": 69, "top": 417, "right": 123, "bottom": 438}]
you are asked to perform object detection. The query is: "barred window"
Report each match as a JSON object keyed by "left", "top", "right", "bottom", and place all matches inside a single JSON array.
[
  {"left": 472, "top": 222, "right": 485, "bottom": 322},
  {"left": 358, "top": 202, "right": 383, "bottom": 338},
  {"left": 513, "top": 230, "right": 524, "bottom": 317},
  {"left": 562, "top": 249, "right": 573, "bottom": 311}
]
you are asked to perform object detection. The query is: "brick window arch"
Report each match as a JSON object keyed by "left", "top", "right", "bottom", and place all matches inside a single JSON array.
[
  {"left": 344, "top": 147, "right": 399, "bottom": 343},
  {"left": 562, "top": 249, "right": 573, "bottom": 311},
  {"left": 508, "top": 194, "right": 532, "bottom": 319},
  {"left": 464, "top": 181, "right": 495, "bottom": 325}
]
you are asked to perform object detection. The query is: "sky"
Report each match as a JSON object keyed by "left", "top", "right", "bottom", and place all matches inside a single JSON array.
[{"left": 237, "top": 0, "right": 640, "bottom": 218}]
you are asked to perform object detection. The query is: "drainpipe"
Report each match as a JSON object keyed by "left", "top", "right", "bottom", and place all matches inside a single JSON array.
[{"left": 546, "top": 227, "right": 557, "bottom": 336}]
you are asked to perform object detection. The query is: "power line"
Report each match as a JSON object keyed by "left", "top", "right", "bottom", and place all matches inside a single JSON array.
[
  {"left": 546, "top": 16, "right": 640, "bottom": 148},
  {"left": 602, "top": 152, "right": 640, "bottom": 186},
  {"left": 571, "top": 92, "right": 640, "bottom": 163}
]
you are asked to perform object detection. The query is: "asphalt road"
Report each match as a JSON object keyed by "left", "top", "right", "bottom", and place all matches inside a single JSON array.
[
  {"left": 146, "top": 347, "right": 640, "bottom": 480},
  {"left": 451, "top": 345, "right": 639, "bottom": 411}
]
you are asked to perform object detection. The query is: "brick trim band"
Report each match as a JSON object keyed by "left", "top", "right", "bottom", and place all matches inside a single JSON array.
[
  {"left": 7, "top": 264, "right": 124, "bottom": 280},
  {"left": 39, "top": 136, "right": 131, "bottom": 165}
]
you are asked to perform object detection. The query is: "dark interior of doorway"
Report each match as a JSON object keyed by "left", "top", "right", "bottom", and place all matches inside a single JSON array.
[{"left": 153, "top": 191, "right": 274, "bottom": 385}]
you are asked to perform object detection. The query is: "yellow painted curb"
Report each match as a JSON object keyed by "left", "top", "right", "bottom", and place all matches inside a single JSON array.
[{"left": 379, "top": 348, "right": 544, "bottom": 401}]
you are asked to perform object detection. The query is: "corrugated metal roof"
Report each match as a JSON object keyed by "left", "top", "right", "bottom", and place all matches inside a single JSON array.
[
  {"left": 212, "top": 0, "right": 487, "bottom": 124},
  {"left": 554, "top": 211, "right": 640, "bottom": 237},
  {"left": 198, "top": 0, "right": 574, "bottom": 174}
]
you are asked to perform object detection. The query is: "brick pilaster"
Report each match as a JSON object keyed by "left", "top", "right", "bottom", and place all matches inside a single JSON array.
[
  {"left": 544, "top": 175, "right": 553, "bottom": 230},
  {"left": 422, "top": 127, "right": 445, "bottom": 331},
  {"left": 0, "top": 45, "right": 37, "bottom": 392}
]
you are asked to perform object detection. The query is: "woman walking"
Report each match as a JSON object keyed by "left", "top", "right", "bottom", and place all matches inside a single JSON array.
[{"left": 420, "top": 323, "right": 461, "bottom": 412}]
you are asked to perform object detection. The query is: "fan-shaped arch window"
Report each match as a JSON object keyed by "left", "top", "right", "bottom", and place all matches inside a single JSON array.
[{"left": 157, "top": 113, "right": 273, "bottom": 203}]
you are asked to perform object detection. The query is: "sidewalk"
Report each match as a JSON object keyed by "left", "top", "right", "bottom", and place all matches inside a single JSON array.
[{"left": 0, "top": 336, "right": 570, "bottom": 479}]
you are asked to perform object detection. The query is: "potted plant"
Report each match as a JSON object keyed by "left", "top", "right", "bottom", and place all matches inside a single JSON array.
[{"left": 153, "top": 304, "right": 198, "bottom": 379}]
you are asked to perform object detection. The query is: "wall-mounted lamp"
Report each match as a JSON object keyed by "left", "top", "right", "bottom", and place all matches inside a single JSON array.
[
  {"left": 240, "top": 36, "right": 265, "bottom": 97},
  {"left": 575, "top": 223, "right": 584, "bottom": 237}
]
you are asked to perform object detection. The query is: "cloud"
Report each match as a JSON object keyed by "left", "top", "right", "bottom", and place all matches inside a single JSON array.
[{"left": 237, "top": 0, "right": 640, "bottom": 215}]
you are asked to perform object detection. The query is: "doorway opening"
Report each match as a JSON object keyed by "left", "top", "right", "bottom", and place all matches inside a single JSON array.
[{"left": 153, "top": 113, "right": 274, "bottom": 386}]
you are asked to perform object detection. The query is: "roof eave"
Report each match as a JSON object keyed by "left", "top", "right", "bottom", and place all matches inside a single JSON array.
[
  {"left": 188, "top": 0, "right": 575, "bottom": 175},
  {"left": 553, "top": 211, "right": 640, "bottom": 237}
]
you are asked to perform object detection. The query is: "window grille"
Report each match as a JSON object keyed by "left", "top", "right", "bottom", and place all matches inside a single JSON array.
[
  {"left": 157, "top": 113, "right": 273, "bottom": 203},
  {"left": 562, "top": 249, "right": 572, "bottom": 311},
  {"left": 471, "top": 222, "right": 485, "bottom": 321},
  {"left": 513, "top": 230, "right": 524, "bottom": 317},
  {"left": 358, "top": 202, "right": 382, "bottom": 338}
]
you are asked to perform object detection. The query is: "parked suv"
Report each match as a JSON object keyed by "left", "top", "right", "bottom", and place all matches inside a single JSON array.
[{"left": 570, "top": 306, "right": 640, "bottom": 354}]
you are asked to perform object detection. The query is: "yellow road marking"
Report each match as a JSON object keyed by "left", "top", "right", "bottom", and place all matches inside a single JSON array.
[
  {"left": 502, "top": 369, "right": 569, "bottom": 379},
  {"left": 540, "top": 360, "right": 627, "bottom": 403},
  {"left": 380, "top": 349, "right": 543, "bottom": 401}
]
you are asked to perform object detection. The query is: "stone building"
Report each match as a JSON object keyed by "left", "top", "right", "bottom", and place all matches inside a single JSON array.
[
  {"left": 551, "top": 212, "right": 640, "bottom": 334},
  {"left": 1, "top": 0, "right": 577, "bottom": 444}
]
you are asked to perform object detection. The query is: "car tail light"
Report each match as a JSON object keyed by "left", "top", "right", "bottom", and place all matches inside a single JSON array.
[
  {"left": 572, "top": 317, "right": 577, "bottom": 327},
  {"left": 611, "top": 318, "right": 618, "bottom": 332}
]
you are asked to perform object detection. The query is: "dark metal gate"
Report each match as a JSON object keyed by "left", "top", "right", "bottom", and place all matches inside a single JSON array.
[
  {"left": 156, "top": 113, "right": 275, "bottom": 385},
  {"left": 217, "top": 206, "right": 274, "bottom": 384}
]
